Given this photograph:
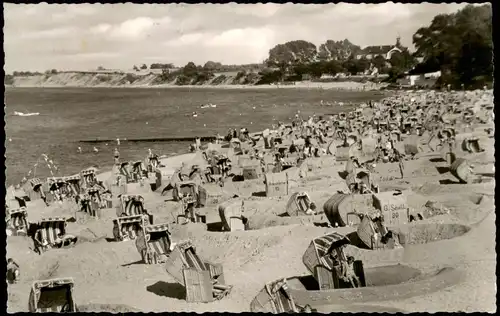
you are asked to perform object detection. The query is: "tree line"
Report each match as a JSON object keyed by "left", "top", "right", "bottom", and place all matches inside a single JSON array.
[
  {"left": 411, "top": 4, "right": 492, "bottom": 88},
  {"left": 262, "top": 4, "right": 492, "bottom": 87}
]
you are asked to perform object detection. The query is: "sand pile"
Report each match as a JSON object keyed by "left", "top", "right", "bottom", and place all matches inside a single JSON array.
[
  {"left": 246, "top": 214, "right": 328, "bottom": 230},
  {"left": 76, "top": 303, "right": 141, "bottom": 312},
  {"left": 398, "top": 223, "right": 471, "bottom": 245}
]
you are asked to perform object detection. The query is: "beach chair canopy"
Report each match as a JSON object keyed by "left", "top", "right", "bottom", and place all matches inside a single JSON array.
[
  {"left": 132, "top": 161, "right": 144, "bottom": 168},
  {"left": 285, "top": 192, "right": 312, "bottom": 216},
  {"left": 143, "top": 223, "right": 171, "bottom": 249},
  {"left": 36, "top": 218, "right": 67, "bottom": 246},
  {"left": 47, "top": 177, "right": 66, "bottom": 185},
  {"left": 145, "top": 223, "right": 170, "bottom": 235},
  {"left": 64, "top": 174, "right": 81, "bottom": 182},
  {"left": 81, "top": 167, "right": 98, "bottom": 175},
  {"left": 30, "top": 178, "right": 43, "bottom": 189},
  {"left": 118, "top": 194, "right": 146, "bottom": 217},
  {"left": 312, "top": 232, "right": 351, "bottom": 270},
  {"left": 30, "top": 277, "right": 76, "bottom": 312},
  {"left": 7, "top": 208, "right": 28, "bottom": 230}
]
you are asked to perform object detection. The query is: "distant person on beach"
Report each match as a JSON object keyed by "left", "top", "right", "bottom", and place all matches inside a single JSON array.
[
  {"left": 195, "top": 137, "right": 201, "bottom": 151},
  {"left": 116, "top": 138, "right": 121, "bottom": 146},
  {"left": 77, "top": 146, "right": 82, "bottom": 153},
  {"left": 114, "top": 148, "right": 120, "bottom": 165},
  {"left": 6, "top": 258, "right": 20, "bottom": 284}
]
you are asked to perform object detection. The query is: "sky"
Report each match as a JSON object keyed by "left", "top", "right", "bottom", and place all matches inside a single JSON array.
[{"left": 4, "top": 2, "right": 479, "bottom": 73}]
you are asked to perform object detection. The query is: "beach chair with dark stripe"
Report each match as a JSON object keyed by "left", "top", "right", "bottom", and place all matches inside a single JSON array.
[
  {"left": 165, "top": 240, "right": 233, "bottom": 303},
  {"left": 378, "top": 120, "right": 389, "bottom": 132},
  {"left": 173, "top": 181, "right": 201, "bottom": 223},
  {"left": 79, "top": 195, "right": 95, "bottom": 217},
  {"left": 302, "top": 232, "right": 366, "bottom": 290},
  {"left": 47, "top": 177, "right": 68, "bottom": 202},
  {"left": 64, "top": 174, "right": 83, "bottom": 197},
  {"left": 112, "top": 195, "right": 152, "bottom": 241},
  {"left": 265, "top": 279, "right": 300, "bottom": 313},
  {"left": 33, "top": 218, "right": 77, "bottom": 254},
  {"left": 80, "top": 168, "right": 97, "bottom": 189},
  {"left": 7, "top": 208, "right": 29, "bottom": 236},
  {"left": 132, "top": 161, "right": 146, "bottom": 182},
  {"left": 135, "top": 223, "right": 172, "bottom": 264},
  {"left": 148, "top": 155, "right": 160, "bottom": 172},
  {"left": 119, "top": 162, "right": 133, "bottom": 183},
  {"left": 26, "top": 178, "right": 47, "bottom": 202},
  {"left": 285, "top": 192, "right": 312, "bottom": 217},
  {"left": 28, "top": 278, "right": 77, "bottom": 313},
  {"left": 251, "top": 278, "right": 316, "bottom": 313},
  {"left": 78, "top": 188, "right": 104, "bottom": 218}
]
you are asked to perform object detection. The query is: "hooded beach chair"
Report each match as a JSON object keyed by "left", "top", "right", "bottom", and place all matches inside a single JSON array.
[
  {"left": 119, "top": 162, "right": 133, "bottom": 183},
  {"left": 112, "top": 194, "right": 153, "bottom": 241},
  {"left": 285, "top": 192, "right": 314, "bottom": 217},
  {"left": 6, "top": 186, "right": 28, "bottom": 209},
  {"left": 402, "top": 118, "right": 413, "bottom": 133},
  {"left": 79, "top": 187, "right": 110, "bottom": 218},
  {"left": 132, "top": 160, "right": 146, "bottom": 182},
  {"left": 25, "top": 178, "right": 47, "bottom": 202},
  {"left": 302, "top": 232, "right": 366, "bottom": 290},
  {"left": 438, "top": 127, "right": 456, "bottom": 141},
  {"left": 6, "top": 208, "right": 29, "bottom": 236},
  {"left": 135, "top": 223, "right": 173, "bottom": 264},
  {"left": 173, "top": 181, "right": 204, "bottom": 223},
  {"left": 79, "top": 193, "right": 98, "bottom": 218},
  {"left": 388, "top": 120, "right": 399, "bottom": 131},
  {"left": 148, "top": 154, "right": 160, "bottom": 172},
  {"left": 251, "top": 278, "right": 301, "bottom": 313},
  {"left": 461, "top": 137, "right": 484, "bottom": 153},
  {"left": 28, "top": 278, "right": 77, "bottom": 313},
  {"left": 64, "top": 174, "right": 82, "bottom": 197},
  {"left": 218, "top": 199, "right": 246, "bottom": 232},
  {"left": 33, "top": 218, "right": 77, "bottom": 254},
  {"left": 47, "top": 177, "right": 69, "bottom": 202},
  {"left": 165, "top": 240, "right": 233, "bottom": 303},
  {"left": 378, "top": 120, "right": 388, "bottom": 132},
  {"left": 80, "top": 167, "right": 97, "bottom": 188}
]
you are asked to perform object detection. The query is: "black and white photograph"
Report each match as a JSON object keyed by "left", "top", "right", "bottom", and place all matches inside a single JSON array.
[{"left": 4, "top": 2, "right": 495, "bottom": 313}]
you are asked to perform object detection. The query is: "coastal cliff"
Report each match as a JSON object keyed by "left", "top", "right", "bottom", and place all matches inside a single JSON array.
[
  {"left": 5, "top": 70, "right": 261, "bottom": 88},
  {"left": 5, "top": 71, "right": 386, "bottom": 90}
]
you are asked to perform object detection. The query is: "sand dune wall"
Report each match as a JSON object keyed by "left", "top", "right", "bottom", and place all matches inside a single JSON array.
[{"left": 8, "top": 72, "right": 385, "bottom": 90}]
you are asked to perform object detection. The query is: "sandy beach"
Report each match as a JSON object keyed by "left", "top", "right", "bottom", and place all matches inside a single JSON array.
[{"left": 6, "top": 88, "right": 496, "bottom": 313}]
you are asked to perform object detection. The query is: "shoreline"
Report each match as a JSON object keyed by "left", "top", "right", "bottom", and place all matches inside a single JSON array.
[{"left": 6, "top": 80, "right": 387, "bottom": 91}]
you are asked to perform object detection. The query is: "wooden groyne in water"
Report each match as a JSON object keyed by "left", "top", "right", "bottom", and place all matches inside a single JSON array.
[{"left": 79, "top": 136, "right": 217, "bottom": 143}]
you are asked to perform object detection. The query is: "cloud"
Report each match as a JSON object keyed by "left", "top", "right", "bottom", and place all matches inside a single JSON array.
[
  {"left": 109, "top": 17, "right": 156, "bottom": 39},
  {"left": 90, "top": 23, "right": 112, "bottom": 34},
  {"left": 89, "top": 16, "right": 172, "bottom": 40},
  {"left": 164, "top": 32, "right": 205, "bottom": 47},
  {"left": 3, "top": 3, "right": 475, "bottom": 72},
  {"left": 61, "top": 52, "right": 120, "bottom": 60},
  {"left": 207, "top": 27, "right": 275, "bottom": 49},
  {"left": 20, "top": 27, "right": 76, "bottom": 40}
]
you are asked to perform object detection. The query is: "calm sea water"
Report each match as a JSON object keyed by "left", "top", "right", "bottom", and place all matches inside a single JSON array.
[{"left": 5, "top": 87, "right": 386, "bottom": 185}]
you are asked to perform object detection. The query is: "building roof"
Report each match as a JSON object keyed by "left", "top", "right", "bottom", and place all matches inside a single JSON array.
[{"left": 362, "top": 45, "right": 394, "bottom": 55}]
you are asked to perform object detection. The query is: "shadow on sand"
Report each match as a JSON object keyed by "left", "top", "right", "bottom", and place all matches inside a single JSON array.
[
  {"left": 147, "top": 281, "right": 186, "bottom": 300},
  {"left": 121, "top": 260, "right": 144, "bottom": 267},
  {"left": 251, "top": 191, "right": 266, "bottom": 197}
]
